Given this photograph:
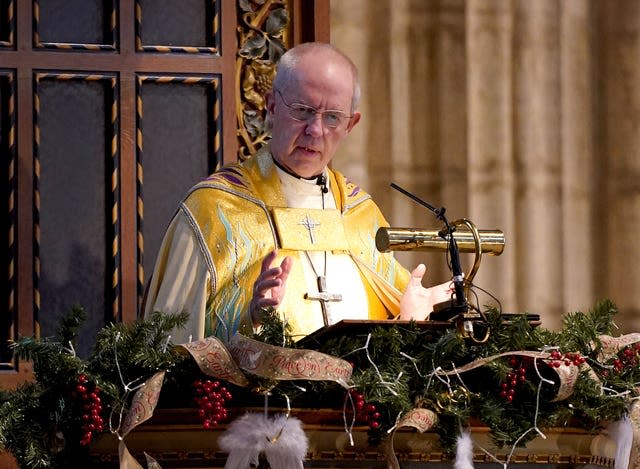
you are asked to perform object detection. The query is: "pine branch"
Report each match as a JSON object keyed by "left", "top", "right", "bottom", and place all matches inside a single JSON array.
[
  {"left": 253, "top": 307, "right": 295, "bottom": 347},
  {"left": 561, "top": 299, "right": 617, "bottom": 356},
  {"left": 55, "top": 305, "right": 87, "bottom": 347}
]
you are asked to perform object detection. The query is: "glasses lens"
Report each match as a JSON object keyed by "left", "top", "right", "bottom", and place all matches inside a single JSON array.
[
  {"left": 289, "top": 104, "right": 316, "bottom": 122},
  {"left": 277, "top": 90, "right": 347, "bottom": 128},
  {"left": 322, "top": 112, "right": 342, "bottom": 128}
]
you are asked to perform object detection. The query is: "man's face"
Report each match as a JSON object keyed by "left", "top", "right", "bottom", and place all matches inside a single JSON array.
[{"left": 266, "top": 56, "right": 361, "bottom": 179}]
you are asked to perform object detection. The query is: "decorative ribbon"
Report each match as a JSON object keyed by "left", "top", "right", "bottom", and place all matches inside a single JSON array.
[
  {"left": 118, "top": 371, "right": 165, "bottom": 469},
  {"left": 227, "top": 334, "right": 353, "bottom": 384},
  {"left": 117, "top": 334, "right": 353, "bottom": 469},
  {"left": 599, "top": 333, "right": 640, "bottom": 361},
  {"left": 179, "top": 336, "right": 250, "bottom": 387},
  {"left": 385, "top": 409, "right": 439, "bottom": 469}
]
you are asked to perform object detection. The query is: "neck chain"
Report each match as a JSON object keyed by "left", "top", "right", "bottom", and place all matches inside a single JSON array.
[
  {"left": 301, "top": 178, "right": 343, "bottom": 326},
  {"left": 303, "top": 182, "right": 327, "bottom": 278}
]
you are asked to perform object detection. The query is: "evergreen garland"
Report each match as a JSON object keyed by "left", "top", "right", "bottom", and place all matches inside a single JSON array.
[
  {"left": 0, "top": 299, "right": 638, "bottom": 468},
  {"left": 0, "top": 307, "right": 190, "bottom": 468},
  {"left": 308, "top": 299, "right": 632, "bottom": 451}
]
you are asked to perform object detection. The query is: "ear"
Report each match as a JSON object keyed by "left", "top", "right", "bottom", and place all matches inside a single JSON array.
[
  {"left": 345, "top": 111, "right": 361, "bottom": 133},
  {"left": 265, "top": 90, "right": 276, "bottom": 115}
]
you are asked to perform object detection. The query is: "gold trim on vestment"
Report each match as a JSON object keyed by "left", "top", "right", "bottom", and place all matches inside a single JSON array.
[{"left": 271, "top": 207, "right": 349, "bottom": 251}]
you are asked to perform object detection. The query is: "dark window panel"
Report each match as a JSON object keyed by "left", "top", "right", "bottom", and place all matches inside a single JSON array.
[
  {"left": 35, "top": 77, "right": 116, "bottom": 357},
  {"left": 35, "top": 0, "right": 115, "bottom": 48},
  {"left": 137, "top": 77, "right": 220, "bottom": 301},
  {"left": 137, "top": 0, "right": 218, "bottom": 51},
  {"left": 0, "top": 0, "right": 14, "bottom": 47}
]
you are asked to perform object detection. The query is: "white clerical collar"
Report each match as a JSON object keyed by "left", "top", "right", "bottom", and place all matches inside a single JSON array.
[
  {"left": 275, "top": 165, "right": 336, "bottom": 210},
  {"left": 274, "top": 165, "right": 328, "bottom": 193}
]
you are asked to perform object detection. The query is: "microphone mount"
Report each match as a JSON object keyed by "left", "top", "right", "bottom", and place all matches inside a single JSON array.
[
  {"left": 316, "top": 175, "right": 329, "bottom": 193},
  {"left": 389, "top": 183, "right": 490, "bottom": 344},
  {"left": 389, "top": 183, "right": 467, "bottom": 312}
]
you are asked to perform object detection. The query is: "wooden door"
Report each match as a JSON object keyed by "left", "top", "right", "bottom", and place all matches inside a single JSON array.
[{"left": 0, "top": 0, "right": 328, "bottom": 392}]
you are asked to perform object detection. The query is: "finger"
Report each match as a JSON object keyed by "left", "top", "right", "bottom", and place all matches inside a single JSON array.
[
  {"left": 260, "top": 266, "right": 285, "bottom": 280},
  {"left": 253, "top": 297, "right": 279, "bottom": 309},
  {"left": 254, "top": 277, "right": 282, "bottom": 296},
  {"left": 279, "top": 256, "right": 293, "bottom": 282},
  {"left": 410, "top": 264, "right": 426, "bottom": 284},
  {"left": 260, "top": 250, "right": 278, "bottom": 273}
]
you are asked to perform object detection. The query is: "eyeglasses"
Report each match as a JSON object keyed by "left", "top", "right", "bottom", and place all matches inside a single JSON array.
[{"left": 275, "top": 89, "right": 352, "bottom": 129}]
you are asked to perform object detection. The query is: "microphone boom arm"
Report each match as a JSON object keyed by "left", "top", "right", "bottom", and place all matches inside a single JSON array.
[{"left": 386, "top": 184, "right": 503, "bottom": 344}]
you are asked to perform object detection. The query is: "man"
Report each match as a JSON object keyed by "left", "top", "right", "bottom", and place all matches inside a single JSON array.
[{"left": 144, "top": 42, "right": 453, "bottom": 344}]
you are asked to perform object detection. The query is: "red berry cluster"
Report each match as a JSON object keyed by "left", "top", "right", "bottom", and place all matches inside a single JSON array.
[
  {"left": 547, "top": 350, "right": 586, "bottom": 368},
  {"left": 612, "top": 343, "right": 640, "bottom": 372},
  {"left": 192, "top": 379, "right": 232, "bottom": 429},
  {"left": 349, "top": 389, "right": 381, "bottom": 429},
  {"left": 499, "top": 357, "right": 528, "bottom": 403},
  {"left": 73, "top": 374, "right": 104, "bottom": 446}
]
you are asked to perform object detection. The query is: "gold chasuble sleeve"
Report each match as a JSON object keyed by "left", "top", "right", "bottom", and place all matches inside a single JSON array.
[{"left": 354, "top": 257, "right": 407, "bottom": 319}]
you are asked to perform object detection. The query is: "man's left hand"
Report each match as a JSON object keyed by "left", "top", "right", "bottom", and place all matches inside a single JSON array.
[{"left": 399, "top": 264, "right": 454, "bottom": 320}]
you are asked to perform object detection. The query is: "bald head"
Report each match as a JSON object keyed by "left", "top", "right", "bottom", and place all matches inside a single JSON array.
[{"left": 273, "top": 42, "right": 361, "bottom": 113}]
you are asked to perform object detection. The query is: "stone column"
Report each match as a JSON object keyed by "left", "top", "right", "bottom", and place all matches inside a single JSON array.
[
  {"left": 330, "top": 0, "right": 373, "bottom": 188},
  {"left": 513, "top": 0, "right": 563, "bottom": 329},
  {"left": 602, "top": 1, "right": 640, "bottom": 332},
  {"left": 466, "top": 0, "right": 517, "bottom": 313},
  {"left": 560, "top": 0, "right": 597, "bottom": 314}
]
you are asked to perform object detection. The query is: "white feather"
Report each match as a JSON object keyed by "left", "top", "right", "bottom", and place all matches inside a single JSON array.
[
  {"left": 608, "top": 416, "right": 633, "bottom": 469},
  {"left": 218, "top": 413, "right": 308, "bottom": 469},
  {"left": 454, "top": 431, "right": 474, "bottom": 469}
]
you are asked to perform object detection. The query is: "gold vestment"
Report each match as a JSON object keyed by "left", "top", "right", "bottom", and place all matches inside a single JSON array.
[{"left": 146, "top": 149, "right": 410, "bottom": 341}]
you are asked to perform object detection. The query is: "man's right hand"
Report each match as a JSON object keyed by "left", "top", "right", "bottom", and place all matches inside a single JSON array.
[{"left": 249, "top": 250, "right": 293, "bottom": 326}]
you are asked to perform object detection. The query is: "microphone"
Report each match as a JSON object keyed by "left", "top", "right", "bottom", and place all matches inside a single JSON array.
[
  {"left": 316, "top": 175, "right": 329, "bottom": 193},
  {"left": 448, "top": 235, "right": 467, "bottom": 308}
]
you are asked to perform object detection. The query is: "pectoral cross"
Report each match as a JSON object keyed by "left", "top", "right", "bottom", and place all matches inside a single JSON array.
[
  {"left": 299, "top": 213, "right": 320, "bottom": 244},
  {"left": 304, "top": 275, "right": 343, "bottom": 327}
]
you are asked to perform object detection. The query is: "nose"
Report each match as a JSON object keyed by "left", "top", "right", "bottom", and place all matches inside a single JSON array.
[{"left": 304, "top": 113, "right": 325, "bottom": 137}]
